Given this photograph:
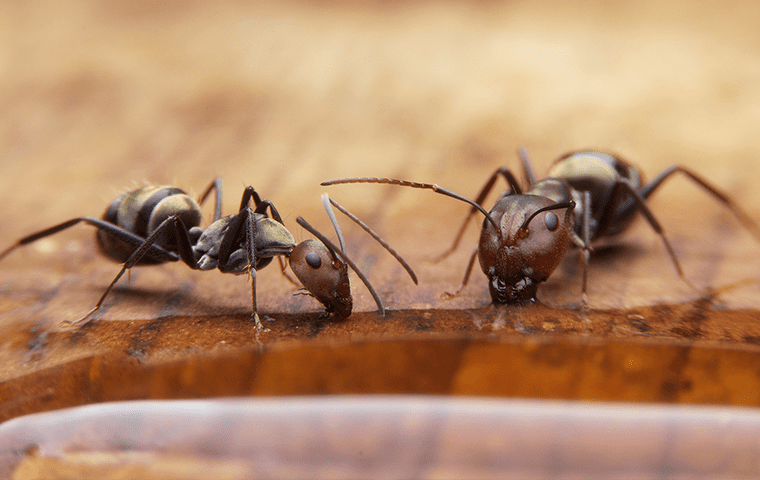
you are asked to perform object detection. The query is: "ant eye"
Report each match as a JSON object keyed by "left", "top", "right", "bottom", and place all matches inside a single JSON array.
[
  {"left": 544, "top": 212, "right": 559, "bottom": 231},
  {"left": 305, "top": 252, "right": 322, "bottom": 269}
]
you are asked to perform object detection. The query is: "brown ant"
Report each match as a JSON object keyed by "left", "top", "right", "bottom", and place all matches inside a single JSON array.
[
  {"left": 323, "top": 149, "right": 760, "bottom": 306},
  {"left": 0, "top": 179, "right": 416, "bottom": 329}
]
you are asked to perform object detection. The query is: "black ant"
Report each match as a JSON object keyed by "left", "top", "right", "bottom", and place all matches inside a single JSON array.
[
  {"left": 0, "top": 179, "right": 417, "bottom": 329},
  {"left": 323, "top": 149, "right": 760, "bottom": 306}
]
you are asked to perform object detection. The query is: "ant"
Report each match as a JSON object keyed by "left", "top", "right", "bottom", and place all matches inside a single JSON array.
[
  {"left": 323, "top": 149, "right": 760, "bottom": 306},
  {"left": 0, "top": 178, "right": 417, "bottom": 329}
]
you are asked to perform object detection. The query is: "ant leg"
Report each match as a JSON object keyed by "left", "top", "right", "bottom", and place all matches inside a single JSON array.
[
  {"left": 237, "top": 186, "right": 262, "bottom": 212},
  {"left": 278, "top": 257, "right": 300, "bottom": 286},
  {"left": 442, "top": 248, "right": 479, "bottom": 299},
  {"left": 435, "top": 167, "right": 523, "bottom": 261},
  {"left": 169, "top": 216, "right": 204, "bottom": 269},
  {"left": 236, "top": 185, "right": 288, "bottom": 227},
  {"left": 0, "top": 217, "right": 178, "bottom": 264},
  {"left": 517, "top": 147, "right": 537, "bottom": 187},
  {"left": 62, "top": 216, "right": 193, "bottom": 328},
  {"left": 614, "top": 179, "right": 704, "bottom": 294},
  {"left": 615, "top": 165, "right": 760, "bottom": 242},
  {"left": 217, "top": 209, "right": 249, "bottom": 270},
  {"left": 579, "top": 191, "right": 592, "bottom": 307},
  {"left": 254, "top": 199, "right": 286, "bottom": 226},
  {"left": 197, "top": 177, "right": 223, "bottom": 222},
  {"left": 0, "top": 218, "right": 89, "bottom": 261},
  {"left": 245, "top": 211, "right": 263, "bottom": 331},
  {"left": 217, "top": 208, "right": 264, "bottom": 330},
  {"left": 550, "top": 195, "right": 591, "bottom": 307}
]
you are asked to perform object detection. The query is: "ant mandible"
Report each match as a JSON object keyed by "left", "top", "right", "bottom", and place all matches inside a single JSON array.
[
  {"left": 0, "top": 178, "right": 417, "bottom": 329},
  {"left": 323, "top": 149, "right": 760, "bottom": 306}
]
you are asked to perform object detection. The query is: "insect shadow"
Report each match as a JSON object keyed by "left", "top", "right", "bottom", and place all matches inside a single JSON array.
[{"left": 0, "top": 179, "right": 417, "bottom": 329}]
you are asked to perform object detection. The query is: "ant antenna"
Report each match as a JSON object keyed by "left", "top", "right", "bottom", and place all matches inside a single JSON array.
[
  {"left": 321, "top": 194, "right": 346, "bottom": 253},
  {"left": 323, "top": 194, "right": 417, "bottom": 285},
  {"left": 321, "top": 177, "right": 502, "bottom": 239},
  {"left": 518, "top": 201, "right": 576, "bottom": 233}
]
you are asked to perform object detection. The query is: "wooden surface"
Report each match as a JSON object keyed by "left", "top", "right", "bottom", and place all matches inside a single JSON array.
[{"left": 1, "top": 0, "right": 760, "bottom": 477}]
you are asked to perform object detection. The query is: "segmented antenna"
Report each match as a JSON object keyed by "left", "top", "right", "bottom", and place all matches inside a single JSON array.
[
  {"left": 321, "top": 177, "right": 501, "bottom": 237},
  {"left": 323, "top": 194, "right": 417, "bottom": 285},
  {"left": 321, "top": 194, "right": 346, "bottom": 253},
  {"left": 519, "top": 201, "right": 576, "bottom": 233}
]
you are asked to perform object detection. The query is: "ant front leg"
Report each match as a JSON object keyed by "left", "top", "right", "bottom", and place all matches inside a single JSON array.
[
  {"left": 217, "top": 207, "right": 265, "bottom": 331},
  {"left": 442, "top": 247, "right": 479, "bottom": 299},
  {"left": 436, "top": 167, "right": 523, "bottom": 261},
  {"left": 277, "top": 256, "right": 300, "bottom": 287}
]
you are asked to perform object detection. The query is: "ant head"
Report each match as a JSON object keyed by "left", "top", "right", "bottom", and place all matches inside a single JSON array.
[
  {"left": 479, "top": 195, "right": 574, "bottom": 304},
  {"left": 290, "top": 238, "right": 352, "bottom": 319},
  {"left": 293, "top": 194, "right": 416, "bottom": 319}
]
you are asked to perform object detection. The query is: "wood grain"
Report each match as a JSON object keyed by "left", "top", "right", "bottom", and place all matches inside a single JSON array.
[{"left": 1, "top": 0, "right": 760, "bottom": 477}]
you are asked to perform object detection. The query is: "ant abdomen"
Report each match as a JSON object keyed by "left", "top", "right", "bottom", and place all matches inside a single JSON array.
[{"left": 97, "top": 185, "right": 202, "bottom": 264}]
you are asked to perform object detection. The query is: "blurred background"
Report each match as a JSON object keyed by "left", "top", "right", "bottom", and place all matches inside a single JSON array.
[
  {"left": 2, "top": 1, "right": 760, "bottom": 476},
  {"left": 1, "top": 0, "right": 759, "bottom": 318}
]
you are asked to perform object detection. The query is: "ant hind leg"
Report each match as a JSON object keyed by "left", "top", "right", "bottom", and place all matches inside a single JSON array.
[
  {"left": 613, "top": 179, "right": 705, "bottom": 296},
  {"left": 615, "top": 165, "right": 760, "bottom": 242},
  {"left": 61, "top": 216, "right": 192, "bottom": 328}
]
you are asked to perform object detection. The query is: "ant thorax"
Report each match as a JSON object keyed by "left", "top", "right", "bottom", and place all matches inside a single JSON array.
[{"left": 193, "top": 214, "right": 295, "bottom": 273}]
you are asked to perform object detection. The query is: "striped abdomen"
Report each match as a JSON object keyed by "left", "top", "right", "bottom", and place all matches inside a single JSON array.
[{"left": 97, "top": 185, "right": 203, "bottom": 264}]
